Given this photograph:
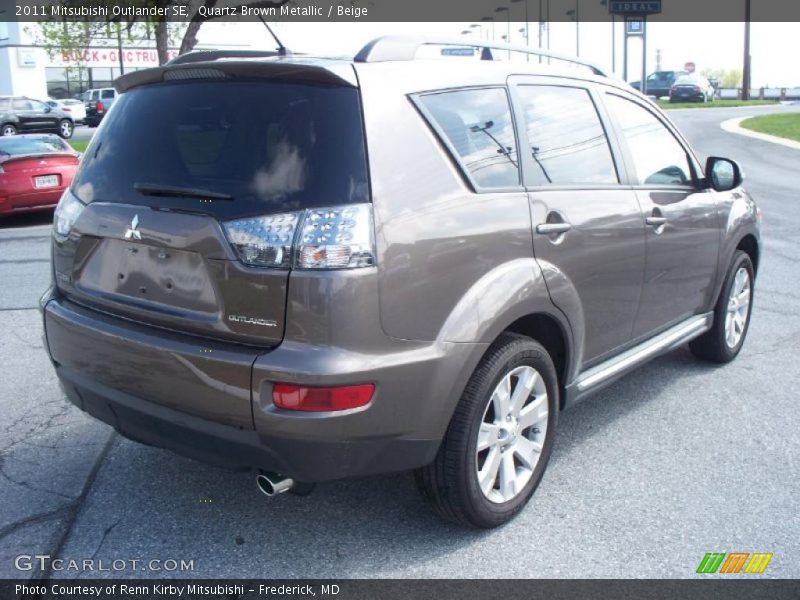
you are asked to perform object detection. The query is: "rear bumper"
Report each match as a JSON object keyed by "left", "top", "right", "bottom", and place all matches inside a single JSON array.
[
  {"left": 0, "top": 188, "right": 64, "bottom": 215},
  {"left": 56, "top": 363, "right": 438, "bottom": 481},
  {"left": 42, "top": 295, "right": 466, "bottom": 481}
]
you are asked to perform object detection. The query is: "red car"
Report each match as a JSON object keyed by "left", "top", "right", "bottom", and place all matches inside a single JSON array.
[{"left": 0, "top": 134, "right": 80, "bottom": 216}]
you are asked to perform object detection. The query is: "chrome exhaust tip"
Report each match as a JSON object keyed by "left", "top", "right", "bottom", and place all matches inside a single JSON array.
[{"left": 256, "top": 472, "right": 294, "bottom": 497}]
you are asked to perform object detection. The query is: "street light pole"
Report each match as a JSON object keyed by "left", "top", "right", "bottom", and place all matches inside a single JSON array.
[
  {"left": 468, "top": 23, "right": 483, "bottom": 40},
  {"left": 576, "top": 0, "right": 580, "bottom": 57},
  {"left": 511, "top": 0, "right": 531, "bottom": 60},
  {"left": 495, "top": 6, "right": 511, "bottom": 58}
]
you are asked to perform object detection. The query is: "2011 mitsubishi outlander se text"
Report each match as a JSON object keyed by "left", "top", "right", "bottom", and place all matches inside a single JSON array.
[{"left": 41, "top": 37, "right": 760, "bottom": 528}]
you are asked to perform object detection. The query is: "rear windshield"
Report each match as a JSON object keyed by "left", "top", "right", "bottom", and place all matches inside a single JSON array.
[
  {"left": 0, "top": 136, "right": 72, "bottom": 157},
  {"left": 72, "top": 80, "right": 370, "bottom": 220}
]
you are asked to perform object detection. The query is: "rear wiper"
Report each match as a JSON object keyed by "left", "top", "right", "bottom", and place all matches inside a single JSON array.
[{"left": 134, "top": 182, "right": 232, "bottom": 201}]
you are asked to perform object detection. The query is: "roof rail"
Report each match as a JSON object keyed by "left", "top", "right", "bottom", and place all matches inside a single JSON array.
[
  {"left": 167, "top": 49, "right": 285, "bottom": 66},
  {"left": 354, "top": 36, "right": 607, "bottom": 77}
]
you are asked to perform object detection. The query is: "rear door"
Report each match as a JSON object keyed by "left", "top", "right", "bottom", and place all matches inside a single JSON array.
[
  {"left": 11, "top": 98, "right": 36, "bottom": 131},
  {"left": 601, "top": 91, "right": 720, "bottom": 339},
  {"left": 509, "top": 77, "right": 646, "bottom": 366}
]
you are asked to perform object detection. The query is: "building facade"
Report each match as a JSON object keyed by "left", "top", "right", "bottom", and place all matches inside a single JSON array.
[{"left": 0, "top": 21, "right": 230, "bottom": 100}]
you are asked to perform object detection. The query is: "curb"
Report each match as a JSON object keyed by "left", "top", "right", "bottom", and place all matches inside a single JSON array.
[{"left": 721, "top": 116, "right": 800, "bottom": 151}]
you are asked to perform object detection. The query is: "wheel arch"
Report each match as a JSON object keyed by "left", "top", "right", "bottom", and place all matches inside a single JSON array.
[
  {"left": 503, "top": 313, "right": 570, "bottom": 407},
  {"left": 736, "top": 233, "right": 760, "bottom": 275}
]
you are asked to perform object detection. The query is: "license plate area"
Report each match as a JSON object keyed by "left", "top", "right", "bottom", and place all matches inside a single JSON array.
[
  {"left": 34, "top": 174, "right": 59, "bottom": 188},
  {"left": 76, "top": 239, "right": 220, "bottom": 317}
]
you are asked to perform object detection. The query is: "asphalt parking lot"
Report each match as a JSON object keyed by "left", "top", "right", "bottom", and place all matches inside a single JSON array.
[{"left": 1, "top": 105, "right": 798, "bottom": 580}]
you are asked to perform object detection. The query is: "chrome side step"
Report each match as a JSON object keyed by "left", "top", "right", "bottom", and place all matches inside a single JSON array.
[{"left": 570, "top": 313, "right": 713, "bottom": 401}]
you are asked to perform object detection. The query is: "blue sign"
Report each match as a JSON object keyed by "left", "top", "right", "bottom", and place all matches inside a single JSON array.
[
  {"left": 626, "top": 19, "right": 645, "bottom": 35},
  {"left": 609, "top": 1, "right": 661, "bottom": 15},
  {"left": 441, "top": 48, "right": 476, "bottom": 57}
]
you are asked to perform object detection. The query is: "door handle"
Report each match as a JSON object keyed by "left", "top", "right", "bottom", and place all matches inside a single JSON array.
[
  {"left": 536, "top": 222, "right": 572, "bottom": 235},
  {"left": 645, "top": 216, "right": 667, "bottom": 226}
]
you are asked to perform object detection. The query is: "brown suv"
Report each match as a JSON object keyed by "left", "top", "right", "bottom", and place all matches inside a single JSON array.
[{"left": 41, "top": 38, "right": 760, "bottom": 528}]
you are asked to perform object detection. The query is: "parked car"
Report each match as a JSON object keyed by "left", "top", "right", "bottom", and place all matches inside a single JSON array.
[
  {"left": 46, "top": 98, "right": 87, "bottom": 124},
  {"left": 0, "top": 96, "right": 74, "bottom": 138},
  {"left": 42, "top": 38, "right": 760, "bottom": 528},
  {"left": 670, "top": 74, "right": 716, "bottom": 103},
  {"left": 83, "top": 88, "right": 118, "bottom": 127},
  {"left": 630, "top": 70, "right": 688, "bottom": 98},
  {"left": 0, "top": 134, "right": 79, "bottom": 216}
]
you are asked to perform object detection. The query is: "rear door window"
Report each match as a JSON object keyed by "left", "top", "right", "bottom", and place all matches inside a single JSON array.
[
  {"left": 515, "top": 85, "right": 618, "bottom": 185},
  {"left": 71, "top": 80, "right": 370, "bottom": 220},
  {"left": 416, "top": 87, "right": 520, "bottom": 190}
]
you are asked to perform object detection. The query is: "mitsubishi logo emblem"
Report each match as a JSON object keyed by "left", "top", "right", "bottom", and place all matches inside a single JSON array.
[{"left": 124, "top": 214, "right": 142, "bottom": 240}]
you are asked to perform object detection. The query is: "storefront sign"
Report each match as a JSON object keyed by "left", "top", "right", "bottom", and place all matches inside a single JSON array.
[
  {"left": 56, "top": 47, "right": 179, "bottom": 68},
  {"left": 17, "top": 47, "right": 37, "bottom": 67}
]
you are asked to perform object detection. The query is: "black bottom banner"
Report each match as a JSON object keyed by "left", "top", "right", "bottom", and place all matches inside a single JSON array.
[{"left": 1, "top": 580, "right": 799, "bottom": 600}]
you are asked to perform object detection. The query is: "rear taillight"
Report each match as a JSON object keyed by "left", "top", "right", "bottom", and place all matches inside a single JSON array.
[
  {"left": 694, "top": 86, "right": 701, "bottom": 92},
  {"left": 62, "top": 107, "right": 71, "bottom": 112},
  {"left": 53, "top": 189, "right": 85, "bottom": 241},
  {"left": 296, "top": 204, "right": 374, "bottom": 269},
  {"left": 222, "top": 203, "right": 375, "bottom": 270},
  {"left": 272, "top": 383, "right": 375, "bottom": 412},
  {"left": 96, "top": 101, "right": 105, "bottom": 113},
  {"left": 222, "top": 212, "right": 299, "bottom": 268}
]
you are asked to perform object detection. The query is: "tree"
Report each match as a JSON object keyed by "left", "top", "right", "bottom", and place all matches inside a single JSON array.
[
  {"left": 178, "top": 0, "right": 291, "bottom": 55},
  {"left": 29, "top": 19, "right": 186, "bottom": 71},
  {"left": 701, "top": 68, "right": 742, "bottom": 89}
]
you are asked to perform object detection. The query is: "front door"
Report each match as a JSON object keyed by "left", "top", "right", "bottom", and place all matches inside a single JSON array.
[
  {"left": 602, "top": 92, "right": 720, "bottom": 339},
  {"left": 28, "top": 99, "right": 59, "bottom": 131},
  {"left": 510, "top": 78, "right": 646, "bottom": 367}
]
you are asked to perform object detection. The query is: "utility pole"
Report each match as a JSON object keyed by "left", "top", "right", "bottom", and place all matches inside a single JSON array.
[{"left": 742, "top": 0, "right": 751, "bottom": 100}]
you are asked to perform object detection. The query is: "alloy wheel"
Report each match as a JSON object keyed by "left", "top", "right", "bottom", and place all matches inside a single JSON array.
[
  {"left": 725, "top": 266, "right": 751, "bottom": 348},
  {"left": 475, "top": 365, "right": 549, "bottom": 504}
]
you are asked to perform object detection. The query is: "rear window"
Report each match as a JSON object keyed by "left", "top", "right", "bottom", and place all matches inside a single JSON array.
[
  {"left": 101, "top": 90, "right": 115, "bottom": 99},
  {"left": 416, "top": 87, "right": 520, "bottom": 190},
  {"left": 0, "top": 136, "right": 72, "bottom": 157},
  {"left": 72, "top": 80, "right": 370, "bottom": 220}
]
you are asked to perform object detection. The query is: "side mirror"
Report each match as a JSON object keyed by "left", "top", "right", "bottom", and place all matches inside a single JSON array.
[
  {"left": 705, "top": 156, "right": 743, "bottom": 192},
  {"left": 43, "top": 105, "right": 51, "bottom": 113}
]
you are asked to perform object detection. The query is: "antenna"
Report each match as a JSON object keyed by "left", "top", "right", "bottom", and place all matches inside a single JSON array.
[{"left": 257, "top": 16, "right": 290, "bottom": 57}]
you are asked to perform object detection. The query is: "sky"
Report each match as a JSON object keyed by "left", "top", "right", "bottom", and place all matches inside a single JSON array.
[{"left": 197, "top": 21, "right": 800, "bottom": 87}]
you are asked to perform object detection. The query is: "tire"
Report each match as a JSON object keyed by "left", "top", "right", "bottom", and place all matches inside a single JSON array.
[
  {"left": 415, "top": 333, "right": 559, "bottom": 528},
  {"left": 690, "top": 251, "right": 755, "bottom": 363},
  {"left": 1, "top": 123, "right": 17, "bottom": 136},
  {"left": 58, "top": 119, "right": 74, "bottom": 139}
]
